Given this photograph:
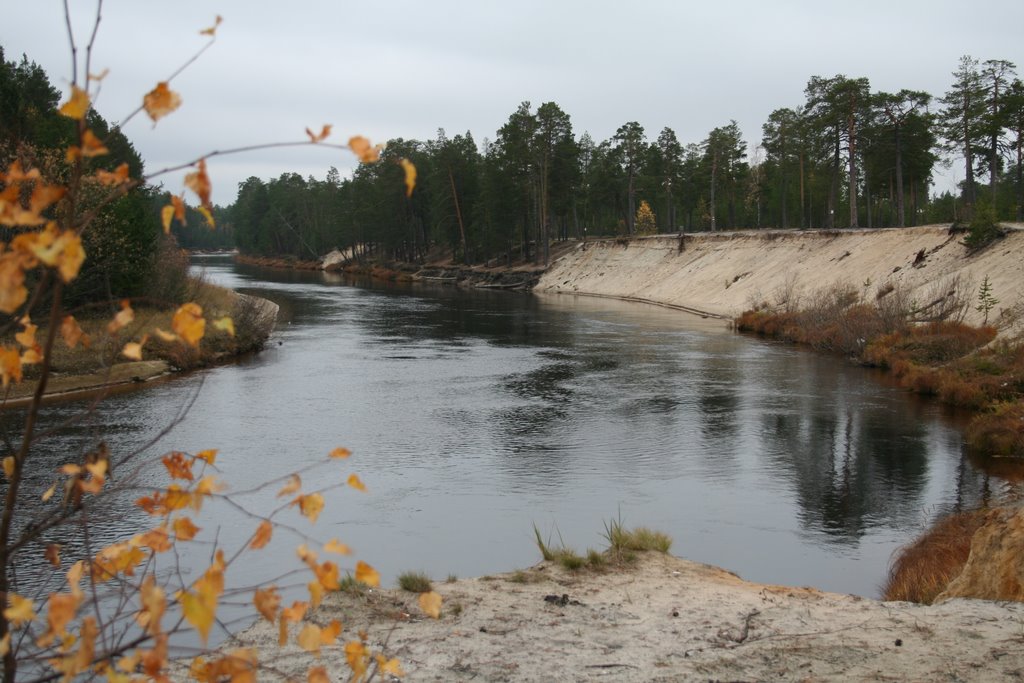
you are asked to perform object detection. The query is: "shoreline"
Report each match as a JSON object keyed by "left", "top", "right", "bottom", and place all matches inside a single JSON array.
[
  {"left": 223, "top": 551, "right": 1024, "bottom": 682},
  {"left": 3, "top": 291, "right": 279, "bottom": 408}
]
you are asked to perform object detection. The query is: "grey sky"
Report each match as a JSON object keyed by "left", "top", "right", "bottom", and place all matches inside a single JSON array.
[{"left": 4, "top": 1, "right": 1022, "bottom": 206}]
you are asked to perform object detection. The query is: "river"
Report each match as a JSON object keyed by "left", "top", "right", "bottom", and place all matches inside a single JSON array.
[{"left": 8, "top": 255, "right": 1014, "bottom": 642}]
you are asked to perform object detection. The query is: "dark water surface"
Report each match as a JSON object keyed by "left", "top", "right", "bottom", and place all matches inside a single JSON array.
[{"left": 9, "top": 255, "right": 1014, "bottom": 635}]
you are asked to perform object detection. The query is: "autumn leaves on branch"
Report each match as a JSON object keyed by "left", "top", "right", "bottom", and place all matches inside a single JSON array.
[{"left": 1, "top": 10, "right": 427, "bottom": 683}]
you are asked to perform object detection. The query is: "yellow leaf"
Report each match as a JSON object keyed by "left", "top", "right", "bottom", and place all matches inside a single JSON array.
[
  {"left": 0, "top": 346, "right": 21, "bottom": 387},
  {"left": 0, "top": 633, "right": 8, "bottom": 658},
  {"left": 60, "top": 315, "right": 89, "bottom": 350},
  {"left": 281, "top": 600, "right": 308, "bottom": 623},
  {"left": 14, "top": 226, "right": 85, "bottom": 283},
  {"left": 44, "top": 544, "right": 61, "bottom": 567},
  {"left": 329, "top": 447, "right": 351, "bottom": 459},
  {"left": 344, "top": 641, "right": 369, "bottom": 680},
  {"left": 89, "top": 68, "right": 110, "bottom": 82},
  {"left": 67, "top": 561, "right": 85, "bottom": 597},
  {"left": 376, "top": 655, "right": 405, "bottom": 678},
  {"left": 321, "top": 620, "right": 342, "bottom": 644},
  {"left": 308, "top": 580, "right": 324, "bottom": 609},
  {"left": 41, "top": 483, "right": 56, "bottom": 501},
  {"left": 15, "top": 318, "right": 36, "bottom": 348},
  {"left": 138, "top": 576, "right": 166, "bottom": 636},
  {"left": 195, "top": 448, "right": 218, "bottom": 465},
  {"left": 401, "top": 158, "right": 417, "bottom": 197},
  {"left": 0, "top": 254, "right": 28, "bottom": 313},
  {"left": 132, "top": 525, "right": 171, "bottom": 553},
  {"left": 160, "top": 205, "right": 175, "bottom": 234},
  {"left": 277, "top": 474, "right": 301, "bottom": 497},
  {"left": 278, "top": 617, "right": 289, "bottom": 647},
  {"left": 121, "top": 340, "right": 144, "bottom": 361},
  {"left": 347, "top": 473, "right": 367, "bottom": 492},
  {"left": 185, "top": 159, "right": 213, "bottom": 208},
  {"left": 37, "top": 591, "right": 80, "bottom": 647},
  {"left": 95, "top": 162, "right": 130, "bottom": 186},
  {"left": 306, "top": 125, "right": 332, "bottom": 143},
  {"left": 418, "top": 591, "right": 442, "bottom": 619},
  {"left": 143, "top": 82, "right": 182, "bottom": 123},
  {"left": 297, "top": 623, "right": 322, "bottom": 654},
  {"left": 296, "top": 493, "right": 324, "bottom": 523},
  {"left": 4, "top": 593, "right": 34, "bottom": 625},
  {"left": 181, "top": 554, "right": 225, "bottom": 644},
  {"left": 197, "top": 205, "right": 215, "bottom": 228},
  {"left": 173, "top": 516, "right": 200, "bottom": 541},
  {"left": 2, "top": 456, "right": 13, "bottom": 478},
  {"left": 199, "top": 15, "right": 223, "bottom": 36},
  {"left": 56, "top": 232, "right": 85, "bottom": 282},
  {"left": 172, "top": 302, "right": 205, "bottom": 347},
  {"left": 80, "top": 129, "right": 109, "bottom": 158},
  {"left": 108, "top": 300, "right": 134, "bottom": 334},
  {"left": 154, "top": 327, "right": 178, "bottom": 342},
  {"left": 355, "top": 561, "right": 379, "bottom": 588},
  {"left": 323, "top": 538, "right": 352, "bottom": 555},
  {"left": 213, "top": 316, "right": 235, "bottom": 336},
  {"left": 191, "top": 476, "right": 223, "bottom": 511},
  {"left": 171, "top": 194, "right": 187, "bottom": 223},
  {"left": 163, "top": 452, "right": 195, "bottom": 481},
  {"left": 348, "top": 136, "right": 383, "bottom": 163},
  {"left": 249, "top": 520, "right": 272, "bottom": 549},
  {"left": 59, "top": 85, "right": 90, "bottom": 120},
  {"left": 253, "top": 586, "right": 279, "bottom": 623},
  {"left": 180, "top": 590, "right": 216, "bottom": 644},
  {"left": 307, "top": 666, "right": 329, "bottom": 683},
  {"left": 314, "top": 560, "right": 340, "bottom": 591}
]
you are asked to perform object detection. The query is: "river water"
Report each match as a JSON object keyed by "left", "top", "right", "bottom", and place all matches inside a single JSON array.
[{"left": 8, "top": 255, "right": 1015, "bottom": 636}]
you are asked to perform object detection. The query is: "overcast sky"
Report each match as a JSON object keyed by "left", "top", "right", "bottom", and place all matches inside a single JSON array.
[{"left": 4, "top": 1, "right": 1022, "bottom": 206}]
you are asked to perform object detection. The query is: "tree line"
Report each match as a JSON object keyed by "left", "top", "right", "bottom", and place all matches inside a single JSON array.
[{"left": 222, "top": 56, "right": 1023, "bottom": 265}]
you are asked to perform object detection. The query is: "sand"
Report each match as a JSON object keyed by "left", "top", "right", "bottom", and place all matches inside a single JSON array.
[
  {"left": 536, "top": 225, "right": 1024, "bottom": 330},
  {"left": 221, "top": 552, "right": 1024, "bottom": 681}
]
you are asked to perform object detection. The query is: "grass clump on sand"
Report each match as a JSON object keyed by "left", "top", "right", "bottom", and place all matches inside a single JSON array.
[
  {"left": 397, "top": 571, "right": 433, "bottom": 593},
  {"left": 533, "top": 519, "right": 672, "bottom": 572}
]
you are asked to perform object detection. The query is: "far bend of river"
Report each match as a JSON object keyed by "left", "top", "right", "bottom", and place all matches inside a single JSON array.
[{"left": 11, "top": 255, "right": 1019, "bottom": 624}]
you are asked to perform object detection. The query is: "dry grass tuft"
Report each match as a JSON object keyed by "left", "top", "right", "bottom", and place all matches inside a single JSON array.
[
  {"left": 883, "top": 510, "right": 990, "bottom": 604},
  {"left": 397, "top": 571, "right": 433, "bottom": 593}
]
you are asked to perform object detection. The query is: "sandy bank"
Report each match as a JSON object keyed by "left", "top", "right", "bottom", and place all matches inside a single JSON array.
[
  {"left": 225, "top": 552, "right": 1024, "bottom": 681},
  {"left": 537, "top": 226, "right": 1024, "bottom": 327}
]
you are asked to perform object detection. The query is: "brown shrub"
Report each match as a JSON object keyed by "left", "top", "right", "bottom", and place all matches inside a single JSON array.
[
  {"left": 966, "top": 402, "right": 1024, "bottom": 456},
  {"left": 936, "top": 372, "right": 988, "bottom": 409},
  {"left": 884, "top": 509, "right": 991, "bottom": 604}
]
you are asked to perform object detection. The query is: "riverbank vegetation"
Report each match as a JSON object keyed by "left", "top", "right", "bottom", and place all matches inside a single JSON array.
[{"left": 736, "top": 277, "right": 1024, "bottom": 456}]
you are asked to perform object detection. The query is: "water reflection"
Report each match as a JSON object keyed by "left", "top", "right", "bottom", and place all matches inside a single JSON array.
[{"left": 6, "top": 255, "right": 1022, "bottom": 628}]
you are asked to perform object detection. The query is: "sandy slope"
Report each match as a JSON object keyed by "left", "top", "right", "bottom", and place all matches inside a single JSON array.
[
  {"left": 224, "top": 553, "right": 1024, "bottom": 682},
  {"left": 536, "top": 226, "right": 1024, "bottom": 328}
]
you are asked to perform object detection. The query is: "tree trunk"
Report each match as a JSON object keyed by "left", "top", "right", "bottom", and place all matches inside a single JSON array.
[
  {"left": 799, "top": 152, "right": 805, "bottom": 229},
  {"left": 895, "top": 126, "right": 905, "bottom": 227},
  {"left": 963, "top": 103, "right": 976, "bottom": 209},
  {"left": 1017, "top": 138, "right": 1023, "bottom": 221},
  {"left": 847, "top": 112, "right": 859, "bottom": 229},
  {"left": 709, "top": 152, "right": 718, "bottom": 231},
  {"left": 627, "top": 171, "right": 636, "bottom": 234},
  {"left": 448, "top": 167, "right": 467, "bottom": 264}
]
